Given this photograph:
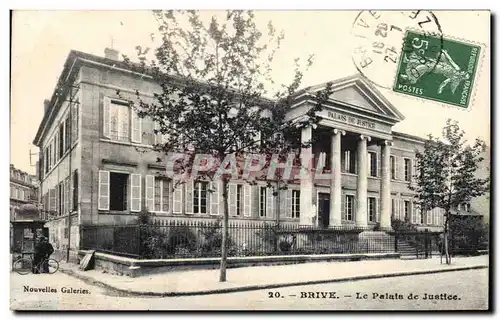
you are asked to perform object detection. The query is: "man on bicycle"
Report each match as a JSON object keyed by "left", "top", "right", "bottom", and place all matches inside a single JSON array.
[{"left": 33, "top": 236, "right": 54, "bottom": 274}]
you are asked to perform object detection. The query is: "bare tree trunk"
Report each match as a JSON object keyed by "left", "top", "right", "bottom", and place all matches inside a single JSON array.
[
  {"left": 219, "top": 178, "right": 229, "bottom": 282},
  {"left": 444, "top": 231, "right": 451, "bottom": 264},
  {"left": 444, "top": 212, "right": 451, "bottom": 264}
]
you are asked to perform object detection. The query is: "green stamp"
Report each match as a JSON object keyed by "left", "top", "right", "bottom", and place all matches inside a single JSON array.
[{"left": 393, "top": 30, "right": 481, "bottom": 108}]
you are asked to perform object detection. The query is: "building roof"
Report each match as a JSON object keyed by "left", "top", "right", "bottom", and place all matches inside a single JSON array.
[
  {"left": 33, "top": 50, "right": 280, "bottom": 146},
  {"left": 392, "top": 131, "right": 428, "bottom": 144},
  {"left": 33, "top": 49, "right": 431, "bottom": 147}
]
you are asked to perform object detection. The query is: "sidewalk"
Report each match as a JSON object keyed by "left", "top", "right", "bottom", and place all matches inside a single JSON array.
[{"left": 59, "top": 255, "right": 488, "bottom": 297}]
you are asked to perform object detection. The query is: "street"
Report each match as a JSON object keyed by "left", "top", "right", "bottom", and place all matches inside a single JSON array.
[{"left": 10, "top": 268, "right": 489, "bottom": 311}]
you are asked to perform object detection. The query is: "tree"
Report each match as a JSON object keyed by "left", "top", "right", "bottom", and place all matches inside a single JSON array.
[
  {"left": 410, "top": 119, "right": 489, "bottom": 264},
  {"left": 122, "top": 10, "right": 332, "bottom": 282}
]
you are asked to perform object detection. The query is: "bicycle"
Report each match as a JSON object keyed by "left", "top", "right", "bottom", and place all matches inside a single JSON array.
[{"left": 12, "top": 256, "right": 59, "bottom": 275}]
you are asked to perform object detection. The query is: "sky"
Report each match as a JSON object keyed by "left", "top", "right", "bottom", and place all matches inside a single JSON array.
[{"left": 10, "top": 10, "right": 490, "bottom": 175}]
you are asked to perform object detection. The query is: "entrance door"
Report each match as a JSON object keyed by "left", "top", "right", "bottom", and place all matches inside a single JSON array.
[{"left": 317, "top": 193, "right": 330, "bottom": 228}]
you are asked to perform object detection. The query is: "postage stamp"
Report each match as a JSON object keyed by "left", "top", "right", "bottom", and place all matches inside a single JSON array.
[
  {"left": 351, "top": 10, "right": 443, "bottom": 89},
  {"left": 393, "top": 30, "right": 481, "bottom": 108}
]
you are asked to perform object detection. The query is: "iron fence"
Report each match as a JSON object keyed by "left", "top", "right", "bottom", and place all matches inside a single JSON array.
[{"left": 80, "top": 220, "right": 450, "bottom": 260}]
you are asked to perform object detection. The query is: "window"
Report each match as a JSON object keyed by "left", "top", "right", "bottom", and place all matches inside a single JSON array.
[
  {"left": 391, "top": 198, "right": 396, "bottom": 218},
  {"left": 193, "top": 181, "right": 208, "bottom": 214},
  {"left": 59, "top": 123, "right": 65, "bottom": 159},
  {"left": 229, "top": 183, "right": 251, "bottom": 217},
  {"left": 345, "top": 195, "right": 354, "bottom": 221},
  {"left": 344, "top": 150, "right": 356, "bottom": 174},
  {"left": 109, "top": 100, "right": 130, "bottom": 142},
  {"left": 412, "top": 204, "right": 420, "bottom": 224},
  {"left": 72, "top": 170, "right": 78, "bottom": 211},
  {"left": 71, "top": 96, "right": 79, "bottom": 144},
  {"left": 461, "top": 203, "right": 471, "bottom": 212},
  {"left": 19, "top": 189, "right": 24, "bottom": 201},
  {"left": 404, "top": 200, "right": 411, "bottom": 222},
  {"left": 404, "top": 158, "right": 411, "bottom": 182},
  {"left": 292, "top": 190, "right": 300, "bottom": 218},
  {"left": 259, "top": 187, "right": 267, "bottom": 217},
  {"left": 58, "top": 183, "right": 64, "bottom": 216},
  {"left": 425, "top": 209, "right": 431, "bottom": 225},
  {"left": 154, "top": 177, "right": 170, "bottom": 212},
  {"left": 10, "top": 186, "right": 14, "bottom": 198},
  {"left": 390, "top": 156, "right": 396, "bottom": 180},
  {"left": 368, "top": 152, "right": 377, "bottom": 177},
  {"left": 44, "top": 148, "right": 49, "bottom": 174},
  {"left": 236, "top": 184, "right": 243, "bottom": 216},
  {"left": 368, "top": 197, "right": 376, "bottom": 222},
  {"left": 64, "top": 117, "right": 71, "bottom": 151},
  {"left": 48, "top": 142, "right": 53, "bottom": 169},
  {"left": 109, "top": 172, "right": 129, "bottom": 211},
  {"left": 258, "top": 186, "right": 273, "bottom": 218}
]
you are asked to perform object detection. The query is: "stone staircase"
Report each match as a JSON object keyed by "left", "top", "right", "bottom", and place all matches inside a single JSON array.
[
  {"left": 358, "top": 231, "right": 395, "bottom": 253},
  {"left": 357, "top": 231, "right": 426, "bottom": 259},
  {"left": 396, "top": 240, "right": 419, "bottom": 258}
]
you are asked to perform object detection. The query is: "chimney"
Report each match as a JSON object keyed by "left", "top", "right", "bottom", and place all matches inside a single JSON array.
[
  {"left": 104, "top": 47, "right": 120, "bottom": 61},
  {"left": 43, "top": 99, "right": 50, "bottom": 113}
]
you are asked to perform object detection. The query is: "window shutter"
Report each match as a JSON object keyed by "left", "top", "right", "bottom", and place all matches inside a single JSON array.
[
  {"left": 286, "top": 189, "right": 292, "bottom": 218},
  {"left": 98, "top": 170, "right": 109, "bottom": 210},
  {"left": 130, "top": 174, "right": 142, "bottom": 212},
  {"left": 344, "top": 151, "right": 349, "bottom": 172},
  {"left": 56, "top": 184, "right": 60, "bottom": 215},
  {"left": 210, "top": 181, "right": 220, "bottom": 215},
  {"left": 71, "top": 95, "right": 79, "bottom": 143},
  {"left": 279, "top": 189, "right": 287, "bottom": 218},
  {"left": 65, "top": 178, "right": 70, "bottom": 214},
  {"left": 172, "top": 179, "right": 182, "bottom": 214},
  {"left": 103, "top": 97, "right": 110, "bottom": 138},
  {"left": 413, "top": 203, "right": 417, "bottom": 224},
  {"left": 394, "top": 157, "right": 400, "bottom": 180},
  {"left": 367, "top": 152, "right": 371, "bottom": 174},
  {"left": 131, "top": 109, "right": 142, "bottom": 143},
  {"left": 185, "top": 180, "right": 194, "bottom": 214},
  {"left": 145, "top": 175, "right": 155, "bottom": 212},
  {"left": 49, "top": 189, "right": 55, "bottom": 213},
  {"left": 377, "top": 152, "right": 381, "bottom": 177},
  {"left": 154, "top": 121, "right": 160, "bottom": 145},
  {"left": 68, "top": 175, "right": 73, "bottom": 213},
  {"left": 401, "top": 200, "right": 405, "bottom": 221},
  {"left": 54, "top": 134, "right": 59, "bottom": 163},
  {"left": 376, "top": 198, "right": 380, "bottom": 222},
  {"left": 400, "top": 157, "right": 405, "bottom": 180},
  {"left": 395, "top": 200, "right": 398, "bottom": 220},
  {"left": 266, "top": 187, "right": 274, "bottom": 218},
  {"left": 254, "top": 130, "right": 261, "bottom": 148},
  {"left": 412, "top": 159, "right": 417, "bottom": 183},
  {"left": 243, "top": 184, "right": 252, "bottom": 217},
  {"left": 228, "top": 183, "right": 237, "bottom": 216},
  {"left": 341, "top": 194, "right": 346, "bottom": 220}
]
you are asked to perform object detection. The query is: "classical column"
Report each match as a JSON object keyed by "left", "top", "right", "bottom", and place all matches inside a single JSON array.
[
  {"left": 299, "top": 125, "right": 314, "bottom": 226},
  {"left": 380, "top": 140, "right": 392, "bottom": 230},
  {"left": 330, "top": 128, "right": 345, "bottom": 227},
  {"left": 356, "top": 135, "right": 371, "bottom": 228}
]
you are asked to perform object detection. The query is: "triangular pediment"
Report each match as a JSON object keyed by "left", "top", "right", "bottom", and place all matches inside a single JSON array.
[
  {"left": 298, "top": 74, "right": 406, "bottom": 123},
  {"left": 329, "top": 86, "right": 380, "bottom": 113}
]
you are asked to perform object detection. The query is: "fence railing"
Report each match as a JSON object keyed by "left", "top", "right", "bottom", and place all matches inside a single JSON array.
[{"left": 80, "top": 220, "right": 449, "bottom": 260}]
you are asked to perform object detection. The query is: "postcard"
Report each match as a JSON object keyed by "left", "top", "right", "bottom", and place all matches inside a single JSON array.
[{"left": 10, "top": 10, "right": 490, "bottom": 311}]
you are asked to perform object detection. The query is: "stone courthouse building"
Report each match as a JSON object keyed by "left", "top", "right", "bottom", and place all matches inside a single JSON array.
[{"left": 34, "top": 48, "right": 483, "bottom": 259}]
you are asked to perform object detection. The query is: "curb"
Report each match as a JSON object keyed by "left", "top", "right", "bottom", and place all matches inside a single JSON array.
[{"left": 59, "top": 264, "right": 488, "bottom": 297}]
